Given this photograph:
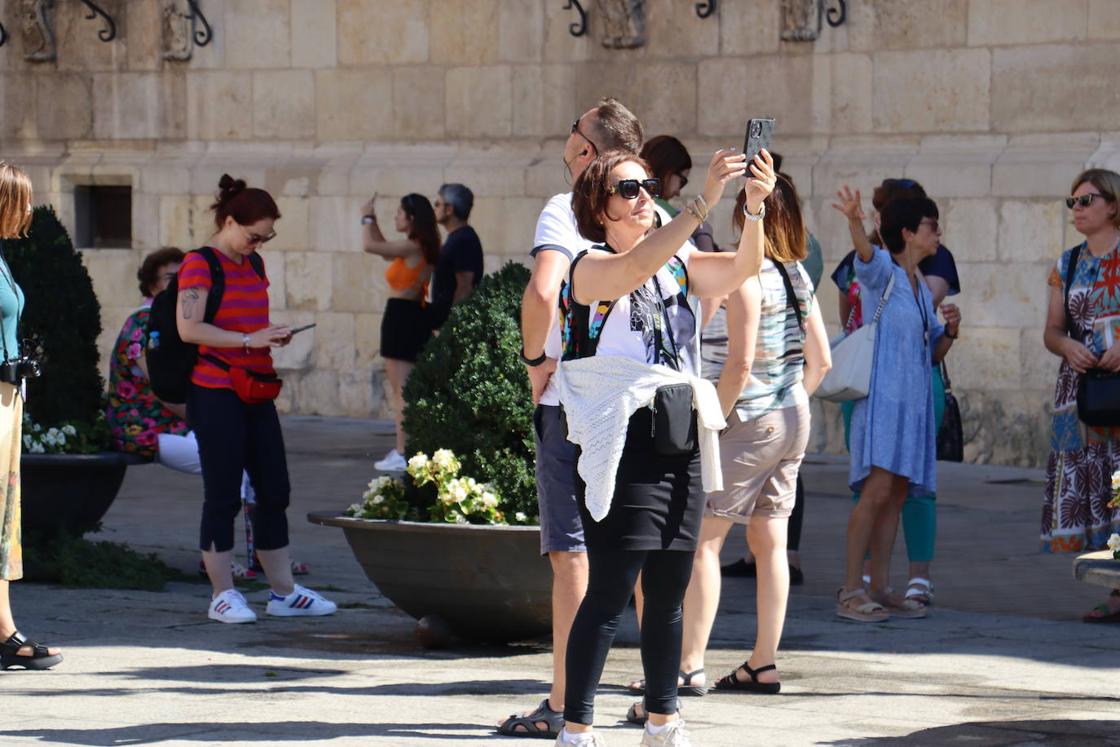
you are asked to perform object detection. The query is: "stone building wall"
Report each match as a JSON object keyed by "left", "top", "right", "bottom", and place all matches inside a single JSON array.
[{"left": 2, "top": 0, "right": 1119, "bottom": 465}]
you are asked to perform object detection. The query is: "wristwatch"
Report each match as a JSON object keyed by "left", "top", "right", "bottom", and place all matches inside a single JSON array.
[
  {"left": 361, "top": 215, "right": 377, "bottom": 225},
  {"left": 241, "top": 332, "right": 251, "bottom": 353},
  {"left": 520, "top": 349, "right": 547, "bottom": 367},
  {"left": 742, "top": 202, "right": 766, "bottom": 222}
]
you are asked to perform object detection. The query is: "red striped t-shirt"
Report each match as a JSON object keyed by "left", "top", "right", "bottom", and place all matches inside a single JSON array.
[{"left": 177, "top": 248, "right": 275, "bottom": 390}]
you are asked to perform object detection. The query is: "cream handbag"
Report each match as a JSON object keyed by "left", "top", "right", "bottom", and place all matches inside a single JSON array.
[{"left": 815, "top": 273, "right": 895, "bottom": 402}]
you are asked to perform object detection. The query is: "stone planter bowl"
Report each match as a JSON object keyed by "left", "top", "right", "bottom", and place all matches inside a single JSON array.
[
  {"left": 21, "top": 452, "right": 139, "bottom": 537},
  {"left": 309, "top": 511, "right": 552, "bottom": 643}
]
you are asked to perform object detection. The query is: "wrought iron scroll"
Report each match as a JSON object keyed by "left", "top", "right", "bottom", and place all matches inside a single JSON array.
[
  {"left": 825, "top": 0, "right": 846, "bottom": 28},
  {"left": 78, "top": 0, "right": 116, "bottom": 42},
  {"left": 185, "top": 0, "right": 212, "bottom": 46},
  {"left": 564, "top": 0, "right": 587, "bottom": 37},
  {"left": 0, "top": 19, "right": 8, "bottom": 48},
  {"left": 695, "top": 1, "right": 716, "bottom": 19}
]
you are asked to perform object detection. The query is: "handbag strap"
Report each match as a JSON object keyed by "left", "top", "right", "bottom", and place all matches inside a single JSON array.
[
  {"left": 869, "top": 272, "right": 896, "bottom": 326},
  {"left": 1063, "top": 244, "right": 1083, "bottom": 337},
  {"left": 772, "top": 261, "right": 805, "bottom": 334},
  {"left": 940, "top": 360, "right": 953, "bottom": 394}
]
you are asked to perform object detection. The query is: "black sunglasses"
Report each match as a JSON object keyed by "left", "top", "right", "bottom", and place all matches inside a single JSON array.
[
  {"left": 677, "top": 172, "right": 689, "bottom": 190},
  {"left": 608, "top": 178, "right": 661, "bottom": 200},
  {"left": 1066, "top": 193, "right": 1109, "bottom": 209},
  {"left": 571, "top": 118, "right": 599, "bottom": 157}
]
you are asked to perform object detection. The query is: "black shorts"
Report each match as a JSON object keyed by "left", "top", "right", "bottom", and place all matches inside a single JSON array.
[{"left": 380, "top": 298, "right": 432, "bottom": 362}]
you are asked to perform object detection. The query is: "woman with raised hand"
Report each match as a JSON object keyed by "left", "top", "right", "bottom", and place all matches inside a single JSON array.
[
  {"left": 178, "top": 174, "right": 336, "bottom": 624},
  {"left": 0, "top": 161, "right": 62, "bottom": 670},
  {"left": 360, "top": 193, "right": 441, "bottom": 473},
  {"left": 554, "top": 146, "right": 774, "bottom": 747},
  {"left": 830, "top": 188, "right": 961, "bottom": 623}
]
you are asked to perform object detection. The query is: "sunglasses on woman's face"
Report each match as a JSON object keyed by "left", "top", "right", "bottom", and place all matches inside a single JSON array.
[
  {"left": 1066, "top": 193, "right": 1108, "bottom": 209},
  {"left": 608, "top": 178, "right": 661, "bottom": 200},
  {"left": 677, "top": 173, "right": 689, "bottom": 189}
]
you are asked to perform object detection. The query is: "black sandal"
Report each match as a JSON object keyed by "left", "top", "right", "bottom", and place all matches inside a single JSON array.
[
  {"left": 1, "top": 631, "right": 63, "bottom": 671},
  {"left": 626, "top": 668, "right": 708, "bottom": 697},
  {"left": 625, "top": 700, "right": 683, "bottom": 726},
  {"left": 714, "top": 661, "right": 780, "bottom": 694},
  {"left": 496, "top": 698, "right": 563, "bottom": 739}
]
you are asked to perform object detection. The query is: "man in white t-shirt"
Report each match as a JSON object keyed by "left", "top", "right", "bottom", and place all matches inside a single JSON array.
[{"left": 498, "top": 98, "right": 644, "bottom": 739}]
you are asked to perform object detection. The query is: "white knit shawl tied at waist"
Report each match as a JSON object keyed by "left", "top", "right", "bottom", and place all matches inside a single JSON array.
[{"left": 555, "top": 355, "right": 726, "bottom": 523}]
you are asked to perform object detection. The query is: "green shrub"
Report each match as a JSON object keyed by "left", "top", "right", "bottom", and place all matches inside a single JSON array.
[
  {"left": 4, "top": 206, "right": 108, "bottom": 448},
  {"left": 403, "top": 262, "right": 537, "bottom": 522}
]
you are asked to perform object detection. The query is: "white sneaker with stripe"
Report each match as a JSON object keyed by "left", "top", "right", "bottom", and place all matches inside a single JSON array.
[
  {"left": 208, "top": 589, "right": 257, "bottom": 624},
  {"left": 266, "top": 584, "right": 338, "bottom": 617}
]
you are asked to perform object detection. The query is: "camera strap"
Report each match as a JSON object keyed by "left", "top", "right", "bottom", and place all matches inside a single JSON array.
[{"left": 0, "top": 242, "right": 15, "bottom": 363}]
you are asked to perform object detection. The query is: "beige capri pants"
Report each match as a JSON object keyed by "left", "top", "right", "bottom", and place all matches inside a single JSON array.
[{"left": 706, "top": 400, "right": 810, "bottom": 524}]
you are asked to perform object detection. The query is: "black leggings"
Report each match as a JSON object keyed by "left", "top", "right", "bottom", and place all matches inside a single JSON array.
[
  {"left": 563, "top": 544, "right": 695, "bottom": 726},
  {"left": 188, "top": 385, "right": 291, "bottom": 553},
  {"left": 788, "top": 474, "right": 805, "bottom": 552}
]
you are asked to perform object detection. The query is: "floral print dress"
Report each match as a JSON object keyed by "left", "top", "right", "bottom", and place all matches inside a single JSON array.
[
  {"left": 1043, "top": 244, "right": 1120, "bottom": 552},
  {"left": 106, "top": 305, "right": 189, "bottom": 460}
]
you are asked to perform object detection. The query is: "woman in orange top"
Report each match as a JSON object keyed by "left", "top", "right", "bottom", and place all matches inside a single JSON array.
[{"left": 361, "top": 193, "right": 441, "bottom": 472}]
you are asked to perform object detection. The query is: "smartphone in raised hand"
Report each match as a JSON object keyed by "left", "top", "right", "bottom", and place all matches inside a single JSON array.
[
  {"left": 289, "top": 323, "right": 317, "bottom": 335},
  {"left": 743, "top": 117, "right": 775, "bottom": 163}
]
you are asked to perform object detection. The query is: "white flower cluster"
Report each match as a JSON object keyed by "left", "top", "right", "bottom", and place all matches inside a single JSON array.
[
  {"left": 1107, "top": 533, "right": 1120, "bottom": 557},
  {"left": 346, "top": 473, "right": 409, "bottom": 519},
  {"left": 21, "top": 418, "right": 78, "bottom": 455},
  {"left": 438, "top": 476, "right": 499, "bottom": 510},
  {"left": 1112, "top": 470, "right": 1120, "bottom": 492}
]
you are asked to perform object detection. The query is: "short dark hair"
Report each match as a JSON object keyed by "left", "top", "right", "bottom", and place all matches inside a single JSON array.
[
  {"left": 137, "top": 247, "right": 185, "bottom": 297},
  {"left": 438, "top": 183, "right": 474, "bottom": 221},
  {"left": 640, "top": 135, "right": 691, "bottom": 185},
  {"left": 211, "top": 173, "right": 281, "bottom": 230},
  {"left": 879, "top": 197, "right": 939, "bottom": 254},
  {"left": 572, "top": 151, "right": 651, "bottom": 244},
  {"left": 585, "top": 98, "right": 643, "bottom": 156},
  {"left": 870, "top": 178, "right": 927, "bottom": 245}
]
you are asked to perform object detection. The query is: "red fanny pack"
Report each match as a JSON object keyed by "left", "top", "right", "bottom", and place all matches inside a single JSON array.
[{"left": 203, "top": 355, "right": 282, "bottom": 405}]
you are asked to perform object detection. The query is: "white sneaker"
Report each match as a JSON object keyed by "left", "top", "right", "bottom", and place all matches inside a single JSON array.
[
  {"left": 553, "top": 729, "right": 607, "bottom": 746},
  {"left": 208, "top": 589, "right": 257, "bottom": 624},
  {"left": 266, "top": 584, "right": 338, "bottom": 617},
  {"left": 641, "top": 719, "right": 691, "bottom": 747},
  {"left": 374, "top": 449, "right": 407, "bottom": 472}
]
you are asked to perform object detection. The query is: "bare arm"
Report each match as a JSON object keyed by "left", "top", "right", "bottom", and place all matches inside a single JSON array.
[
  {"left": 176, "top": 286, "right": 289, "bottom": 348},
  {"left": 832, "top": 186, "right": 874, "bottom": 263},
  {"left": 801, "top": 301, "right": 831, "bottom": 395},
  {"left": 362, "top": 221, "right": 421, "bottom": 259},
  {"left": 1044, "top": 282, "right": 1098, "bottom": 373},
  {"left": 452, "top": 271, "right": 475, "bottom": 304},
  {"left": 715, "top": 279, "right": 760, "bottom": 418},
  {"left": 571, "top": 149, "right": 748, "bottom": 305},
  {"left": 701, "top": 295, "right": 726, "bottom": 329},
  {"left": 521, "top": 250, "right": 571, "bottom": 404},
  {"left": 686, "top": 215, "right": 765, "bottom": 298}
]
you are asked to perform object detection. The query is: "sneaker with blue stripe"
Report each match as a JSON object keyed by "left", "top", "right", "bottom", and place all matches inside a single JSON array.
[
  {"left": 208, "top": 589, "right": 257, "bottom": 624},
  {"left": 266, "top": 584, "right": 337, "bottom": 617}
]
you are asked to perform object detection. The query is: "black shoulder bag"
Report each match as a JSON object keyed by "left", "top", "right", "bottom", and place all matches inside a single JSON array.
[{"left": 1065, "top": 245, "right": 1120, "bottom": 426}]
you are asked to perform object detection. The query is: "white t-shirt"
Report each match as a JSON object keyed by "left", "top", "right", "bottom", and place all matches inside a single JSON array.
[{"left": 531, "top": 192, "right": 595, "bottom": 406}]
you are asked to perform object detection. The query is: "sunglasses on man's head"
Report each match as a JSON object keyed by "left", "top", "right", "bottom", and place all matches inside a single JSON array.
[
  {"left": 608, "top": 178, "right": 661, "bottom": 200},
  {"left": 1066, "top": 193, "right": 1109, "bottom": 209}
]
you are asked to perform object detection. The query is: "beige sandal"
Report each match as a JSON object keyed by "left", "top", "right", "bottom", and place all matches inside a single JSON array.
[
  {"left": 873, "top": 591, "right": 927, "bottom": 619},
  {"left": 836, "top": 587, "right": 889, "bottom": 623}
]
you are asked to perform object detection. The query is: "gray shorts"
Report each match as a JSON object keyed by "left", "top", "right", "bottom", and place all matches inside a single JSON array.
[
  {"left": 706, "top": 402, "right": 810, "bottom": 524},
  {"left": 534, "top": 404, "right": 586, "bottom": 555}
]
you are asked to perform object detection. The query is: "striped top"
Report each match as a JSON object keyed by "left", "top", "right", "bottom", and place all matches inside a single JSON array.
[
  {"left": 734, "top": 259, "right": 814, "bottom": 422},
  {"left": 177, "top": 249, "right": 274, "bottom": 390}
]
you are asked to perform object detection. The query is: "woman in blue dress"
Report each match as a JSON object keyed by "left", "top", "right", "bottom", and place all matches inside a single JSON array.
[{"left": 831, "top": 188, "right": 962, "bottom": 622}]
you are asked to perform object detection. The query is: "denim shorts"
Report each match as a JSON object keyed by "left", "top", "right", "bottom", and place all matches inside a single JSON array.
[{"left": 534, "top": 404, "right": 586, "bottom": 555}]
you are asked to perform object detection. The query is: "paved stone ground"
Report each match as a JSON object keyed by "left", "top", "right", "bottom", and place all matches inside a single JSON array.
[{"left": 2, "top": 416, "right": 1118, "bottom": 746}]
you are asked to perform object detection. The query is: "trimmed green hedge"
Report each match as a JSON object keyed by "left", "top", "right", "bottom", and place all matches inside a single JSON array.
[{"left": 402, "top": 262, "right": 537, "bottom": 522}]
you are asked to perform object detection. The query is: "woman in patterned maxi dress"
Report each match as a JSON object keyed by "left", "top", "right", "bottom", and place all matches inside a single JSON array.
[{"left": 1042, "top": 168, "right": 1120, "bottom": 623}]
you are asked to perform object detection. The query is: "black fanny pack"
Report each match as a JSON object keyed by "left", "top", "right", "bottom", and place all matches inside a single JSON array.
[{"left": 650, "top": 384, "right": 697, "bottom": 456}]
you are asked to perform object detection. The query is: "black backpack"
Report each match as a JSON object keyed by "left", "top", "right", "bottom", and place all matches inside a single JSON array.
[{"left": 146, "top": 247, "right": 264, "bottom": 405}]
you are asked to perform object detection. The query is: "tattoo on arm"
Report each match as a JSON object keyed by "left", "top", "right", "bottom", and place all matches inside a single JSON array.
[{"left": 181, "top": 289, "right": 200, "bottom": 320}]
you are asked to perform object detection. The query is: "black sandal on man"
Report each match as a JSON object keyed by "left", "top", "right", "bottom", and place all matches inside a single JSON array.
[
  {"left": 714, "top": 661, "right": 780, "bottom": 694},
  {"left": 1, "top": 631, "right": 63, "bottom": 671},
  {"left": 496, "top": 698, "right": 564, "bottom": 739}
]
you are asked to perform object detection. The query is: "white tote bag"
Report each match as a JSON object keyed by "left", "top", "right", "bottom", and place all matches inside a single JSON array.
[{"left": 815, "top": 273, "right": 895, "bottom": 403}]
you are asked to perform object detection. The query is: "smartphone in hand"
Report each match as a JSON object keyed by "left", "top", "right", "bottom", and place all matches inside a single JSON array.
[
  {"left": 289, "top": 323, "right": 317, "bottom": 335},
  {"left": 743, "top": 117, "right": 775, "bottom": 162}
]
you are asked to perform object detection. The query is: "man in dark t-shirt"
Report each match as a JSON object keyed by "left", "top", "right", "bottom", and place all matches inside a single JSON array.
[{"left": 430, "top": 183, "right": 484, "bottom": 329}]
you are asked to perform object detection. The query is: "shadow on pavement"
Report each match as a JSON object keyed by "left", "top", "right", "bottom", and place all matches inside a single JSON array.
[{"left": 823, "top": 718, "right": 1120, "bottom": 746}]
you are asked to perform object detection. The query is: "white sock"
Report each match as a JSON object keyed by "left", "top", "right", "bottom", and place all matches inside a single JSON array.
[
  {"left": 561, "top": 728, "right": 597, "bottom": 745},
  {"left": 646, "top": 721, "right": 669, "bottom": 735}
]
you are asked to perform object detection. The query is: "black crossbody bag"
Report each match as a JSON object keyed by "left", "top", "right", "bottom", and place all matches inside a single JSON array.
[{"left": 1065, "top": 245, "right": 1120, "bottom": 426}]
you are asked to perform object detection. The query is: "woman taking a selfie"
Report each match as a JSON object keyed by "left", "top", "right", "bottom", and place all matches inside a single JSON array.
[
  {"left": 0, "top": 162, "right": 62, "bottom": 670},
  {"left": 554, "top": 146, "right": 774, "bottom": 747},
  {"left": 361, "top": 193, "right": 441, "bottom": 473},
  {"left": 178, "top": 174, "right": 336, "bottom": 624}
]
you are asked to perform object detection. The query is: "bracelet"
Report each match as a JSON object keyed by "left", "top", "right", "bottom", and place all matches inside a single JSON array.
[
  {"left": 520, "top": 349, "right": 547, "bottom": 367},
  {"left": 684, "top": 201, "right": 704, "bottom": 223},
  {"left": 686, "top": 196, "right": 709, "bottom": 223},
  {"left": 944, "top": 329, "right": 958, "bottom": 340},
  {"left": 241, "top": 332, "right": 251, "bottom": 354},
  {"left": 742, "top": 201, "right": 766, "bottom": 222},
  {"left": 361, "top": 215, "right": 377, "bottom": 226}
]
